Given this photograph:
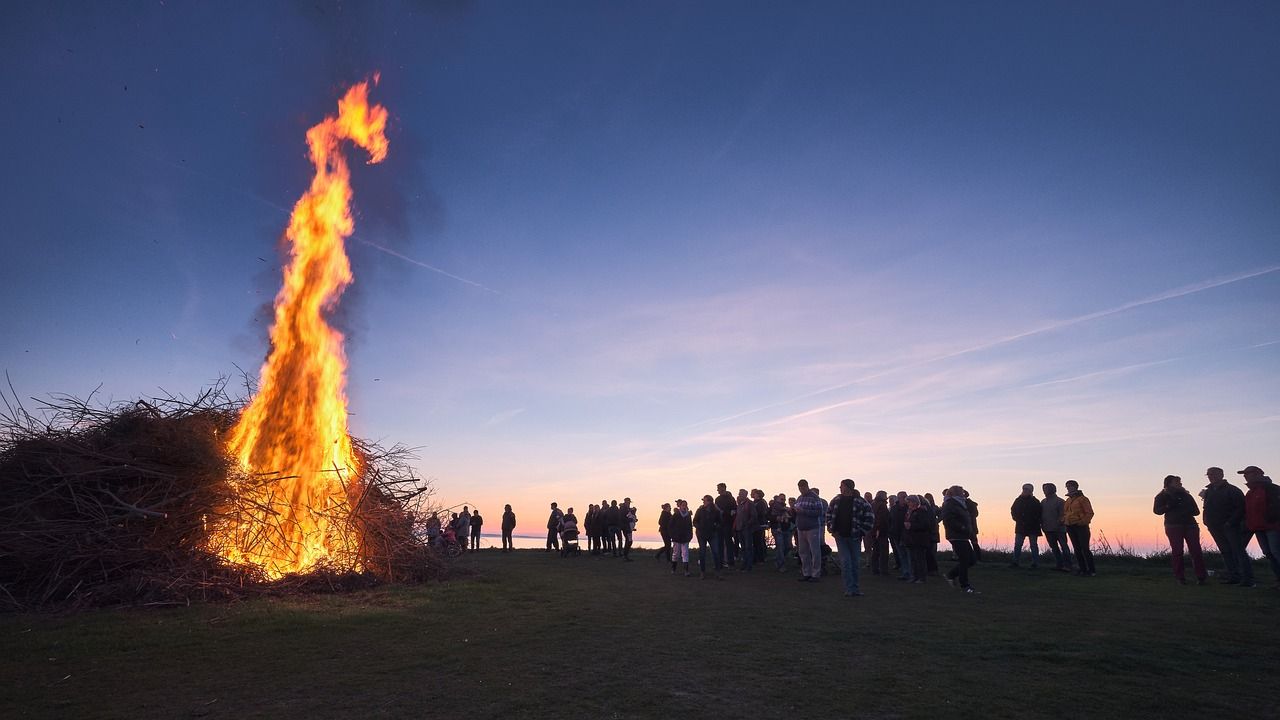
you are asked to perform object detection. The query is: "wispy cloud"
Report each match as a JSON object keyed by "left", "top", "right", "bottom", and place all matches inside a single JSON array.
[
  {"left": 358, "top": 240, "right": 500, "bottom": 294},
  {"left": 485, "top": 407, "right": 526, "bottom": 427}
]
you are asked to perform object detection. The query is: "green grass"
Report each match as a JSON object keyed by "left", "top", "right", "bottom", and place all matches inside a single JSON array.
[{"left": 1, "top": 549, "right": 1276, "bottom": 719}]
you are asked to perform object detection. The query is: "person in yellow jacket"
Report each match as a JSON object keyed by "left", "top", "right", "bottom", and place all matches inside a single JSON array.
[{"left": 1063, "top": 480, "right": 1096, "bottom": 576}]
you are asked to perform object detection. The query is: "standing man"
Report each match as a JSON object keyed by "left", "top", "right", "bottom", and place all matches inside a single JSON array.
[
  {"left": 694, "top": 494, "right": 723, "bottom": 578},
  {"left": 620, "top": 497, "right": 637, "bottom": 561},
  {"left": 1040, "top": 483, "right": 1073, "bottom": 573},
  {"left": 794, "top": 479, "right": 828, "bottom": 583},
  {"left": 546, "top": 502, "right": 564, "bottom": 553},
  {"left": 1201, "top": 466, "right": 1253, "bottom": 586},
  {"left": 1241, "top": 466, "right": 1280, "bottom": 586},
  {"left": 751, "top": 489, "right": 769, "bottom": 564},
  {"left": 941, "top": 485, "right": 979, "bottom": 593},
  {"left": 1009, "top": 484, "right": 1042, "bottom": 569},
  {"left": 1153, "top": 475, "right": 1207, "bottom": 585},
  {"left": 469, "top": 508, "right": 484, "bottom": 552},
  {"left": 458, "top": 506, "right": 472, "bottom": 552},
  {"left": 656, "top": 502, "right": 673, "bottom": 561},
  {"left": 770, "top": 493, "right": 794, "bottom": 572},
  {"left": 870, "top": 491, "right": 891, "bottom": 576},
  {"left": 715, "top": 483, "right": 738, "bottom": 569},
  {"left": 734, "top": 489, "right": 758, "bottom": 571},
  {"left": 828, "top": 478, "right": 875, "bottom": 597},
  {"left": 500, "top": 504, "right": 516, "bottom": 553},
  {"left": 889, "top": 491, "right": 912, "bottom": 580},
  {"left": 605, "top": 500, "right": 622, "bottom": 556},
  {"left": 1063, "top": 480, "right": 1096, "bottom": 576},
  {"left": 669, "top": 499, "right": 694, "bottom": 576}
]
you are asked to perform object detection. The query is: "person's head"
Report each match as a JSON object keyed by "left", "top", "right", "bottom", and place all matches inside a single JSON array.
[
  {"left": 1042, "top": 482, "right": 1057, "bottom": 496},
  {"left": 925, "top": 492, "right": 936, "bottom": 503},
  {"left": 611, "top": 499, "right": 618, "bottom": 507},
  {"left": 504, "top": 504, "right": 511, "bottom": 512},
  {"left": 949, "top": 486, "right": 964, "bottom": 499},
  {"left": 661, "top": 502, "right": 671, "bottom": 511},
  {"left": 702, "top": 494, "right": 714, "bottom": 507},
  {"left": 875, "top": 490, "right": 887, "bottom": 502},
  {"left": 812, "top": 487, "right": 821, "bottom": 496},
  {"left": 864, "top": 491, "right": 873, "bottom": 502},
  {"left": 677, "top": 499, "right": 688, "bottom": 512},
  {"left": 624, "top": 497, "right": 631, "bottom": 505},
  {"left": 451, "top": 513, "right": 458, "bottom": 520},
  {"left": 797, "top": 478, "right": 810, "bottom": 493},
  {"left": 788, "top": 496, "right": 797, "bottom": 507},
  {"left": 1065, "top": 480, "right": 1080, "bottom": 492},
  {"left": 717, "top": 482, "right": 727, "bottom": 493},
  {"left": 906, "top": 495, "right": 920, "bottom": 508},
  {"left": 1163, "top": 475, "right": 1182, "bottom": 491},
  {"left": 1021, "top": 483, "right": 1034, "bottom": 497},
  {"left": 896, "top": 491, "right": 907, "bottom": 503},
  {"left": 840, "top": 478, "right": 856, "bottom": 496},
  {"left": 463, "top": 506, "right": 468, "bottom": 512},
  {"left": 567, "top": 506, "right": 574, "bottom": 514},
  {"left": 1206, "top": 467, "right": 1225, "bottom": 484},
  {"left": 550, "top": 502, "right": 557, "bottom": 509},
  {"left": 738, "top": 488, "right": 749, "bottom": 501},
  {"left": 1238, "top": 466, "right": 1265, "bottom": 484}
]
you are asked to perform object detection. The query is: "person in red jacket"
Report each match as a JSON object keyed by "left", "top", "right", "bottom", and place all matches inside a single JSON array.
[{"left": 1241, "top": 466, "right": 1280, "bottom": 586}]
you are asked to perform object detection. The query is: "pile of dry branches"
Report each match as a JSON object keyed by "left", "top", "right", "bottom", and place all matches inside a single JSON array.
[{"left": 0, "top": 379, "right": 448, "bottom": 611}]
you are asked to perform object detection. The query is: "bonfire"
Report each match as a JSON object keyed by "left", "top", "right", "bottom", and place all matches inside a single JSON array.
[{"left": 0, "top": 80, "right": 445, "bottom": 611}]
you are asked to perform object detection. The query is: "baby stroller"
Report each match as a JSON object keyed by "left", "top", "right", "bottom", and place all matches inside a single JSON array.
[{"left": 560, "top": 523, "right": 581, "bottom": 557}]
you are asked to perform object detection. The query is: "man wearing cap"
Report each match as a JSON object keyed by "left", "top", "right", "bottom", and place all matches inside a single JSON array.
[
  {"left": 1009, "top": 484, "right": 1042, "bottom": 569},
  {"left": 1201, "top": 467, "right": 1253, "bottom": 587},
  {"left": 1063, "top": 480, "right": 1096, "bottom": 576},
  {"left": 1241, "top": 466, "right": 1280, "bottom": 586}
]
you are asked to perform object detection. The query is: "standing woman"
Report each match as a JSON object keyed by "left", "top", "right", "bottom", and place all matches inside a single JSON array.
[
  {"left": 941, "top": 486, "right": 979, "bottom": 593},
  {"left": 656, "top": 503, "right": 673, "bottom": 561},
  {"left": 669, "top": 499, "right": 694, "bottom": 576},
  {"left": 501, "top": 504, "right": 516, "bottom": 553},
  {"left": 1154, "top": 475, "right": 1208, "bottom": 585},
  {"left": 902, "top": 496, "right": 932, "bottom": 584}
]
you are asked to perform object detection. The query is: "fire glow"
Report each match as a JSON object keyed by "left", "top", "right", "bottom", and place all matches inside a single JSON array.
[{"left": 210, "top": 80, "right": 388, "bottom": 578}]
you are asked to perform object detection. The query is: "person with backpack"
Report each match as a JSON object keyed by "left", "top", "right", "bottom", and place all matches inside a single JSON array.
[
  {"left": 828, "top": 478, "right": 875, "bottom": 597},
  {"left": 1153, "top": 474, "right": 1207, "bottom": 585}
]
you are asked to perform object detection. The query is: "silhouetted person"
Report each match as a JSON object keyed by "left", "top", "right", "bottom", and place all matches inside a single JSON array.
[
  {"left": 1241, "top": 466, "right": 1280, "bottom": 585},
  {"left": 669, "top": 499, "right": 694, "bottom": 576},
  {"left": 870, "top": 491, "right": 891, "bottom": 576},
  {"left": 794, "top": 479, "right": 826, "bottom": 582},
  {"left": 1154, "top": 475, "right": 1206, "bottom": 584},
  {"left": 1040, "top": 483, "right": 1073, "bottom": 572},
  {"left": 500, "top": 504, "right": 515, "bottom": 552},
  {"left": 1009, "top": 484, "right": 1042, "bottom": 568},
  {"left": 694, "top": 494, "right": 723, "bottom": 578},
  {"left": 656, "top": 502, "right": 673, "bottom": 561},
  {"left": 470, "top": 508, "right": 483, "bottom": 551},
  {"left": 715, "top": 483, "right": 738, "bottom": 567},
  {"left": 941, "top": 485, "right": 978, "bottom": 593},
  {"left": 1201, "top": 467, "right": 1253, "bottom": 586},
  {"left": 1063, "top": 480, "right": 1096, "bottom": 576},
  {"left": 902, "top": 495, "right": 932, "bottom": 583},
  {"left": 546, "top": 502, "right": 563, "bottom": 552}
]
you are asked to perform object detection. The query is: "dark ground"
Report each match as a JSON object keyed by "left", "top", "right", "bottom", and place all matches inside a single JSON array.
[{"left": 2, "top": 548, "right": 1277, "bottom": 719}]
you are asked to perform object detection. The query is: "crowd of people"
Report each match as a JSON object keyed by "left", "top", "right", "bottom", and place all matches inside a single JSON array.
[{"left": 445, "top": 464, "right": 1280, "bottom": 594}]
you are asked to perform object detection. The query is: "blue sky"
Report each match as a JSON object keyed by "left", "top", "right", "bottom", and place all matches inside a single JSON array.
[{"left": 2, "top": 2, "right": 1277, "bottom": 546}]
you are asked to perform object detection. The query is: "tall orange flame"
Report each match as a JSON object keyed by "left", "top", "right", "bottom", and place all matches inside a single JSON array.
[{"left": 215, "top": 80, "right": 388, "bottom": 578}]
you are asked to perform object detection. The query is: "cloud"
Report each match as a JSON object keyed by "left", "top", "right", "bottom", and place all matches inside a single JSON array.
[{"left": 485, "top": 407, "right": 526, "bottom": 427}]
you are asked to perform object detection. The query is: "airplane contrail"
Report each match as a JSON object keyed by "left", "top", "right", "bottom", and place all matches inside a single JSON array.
[{"left": 356, "top": 240, "right": 500, "bottom": 294}]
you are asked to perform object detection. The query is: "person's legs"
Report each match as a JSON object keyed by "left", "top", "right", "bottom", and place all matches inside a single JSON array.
[
  {"left": 1185, "top": 524, "right": 1207, "bottom": 581},
  {"left": 774, "top": 530, "right": 792, "bottom": 570},
  {"left": 801, "top": 529, "right": 821, "bottom": 578},
  {"left": 1012, "top": 533, "right": 1026, "bottom": 566},
  {"left": 738, "top": 529, "right": 754, "bottom": 571},
  {"left": 1166, "top": 526, "right": 1187, "bottom": 581},
  {"left": 836, "top": 536, "right": 862, "bottom": 595},
  {"left": 951, "top": 539, "right": 974, "bottom": 588},
  {"left": 1029, "top": 536, "right": 1039, "bottom": 567},
  {"left": 1228, "top": 528, "right": 1254, "bottom": 584},
  {"left": 909, "top": 546, "right": 927, "bottom": 582},
  {"left": 926, "top": 543, "right": 939, "bottom": 573},
  {"left": 622, "top": 528, "right": 633, "bottom": 559},
  {"left": 1206, "top": 525, "right": 1239, "bottom": 581},
  {"left": 1256, "top": 530, "right": 1280, "bottom": 581}
]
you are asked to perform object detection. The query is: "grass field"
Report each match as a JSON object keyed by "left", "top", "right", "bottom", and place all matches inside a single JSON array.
[{"left": 2, "top": 548, "right": 1277, "bottom": 719}]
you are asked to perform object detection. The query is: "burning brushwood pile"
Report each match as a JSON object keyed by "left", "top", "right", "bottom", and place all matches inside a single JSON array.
[
  {"left": 0, "top": 383, "right": 443, "bottom": 611},
  {"left": 0, "top": 79, "right": 449, "bottom": 610}
]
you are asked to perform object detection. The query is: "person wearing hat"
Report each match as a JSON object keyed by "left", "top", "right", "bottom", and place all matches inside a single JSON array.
[
  {"left": 1009, "top": 483, "right": 1042, "bottom": 569},
  {"left": 1201, "top": 467, "right": 1253, "bottom": 587},
  {"left": 1153, "top": 475, "right": 1207, "bottom": 585},
  {"left": 1063, "top": 480, "right": 1096, "bottom": 576},
  {"left": 656, "top": 502, "right": 673, "bottom": 562},
  {"left": 669, "top": 499, "right": 694, "bottom": 576},
  {"left": 1241, "top": 466, "right": 1280, "bottom": 585}
]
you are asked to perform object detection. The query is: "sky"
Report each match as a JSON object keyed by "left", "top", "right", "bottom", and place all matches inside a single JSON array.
[{"left": 2, "top": 2, "right": 1278, "bottom": 550}]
